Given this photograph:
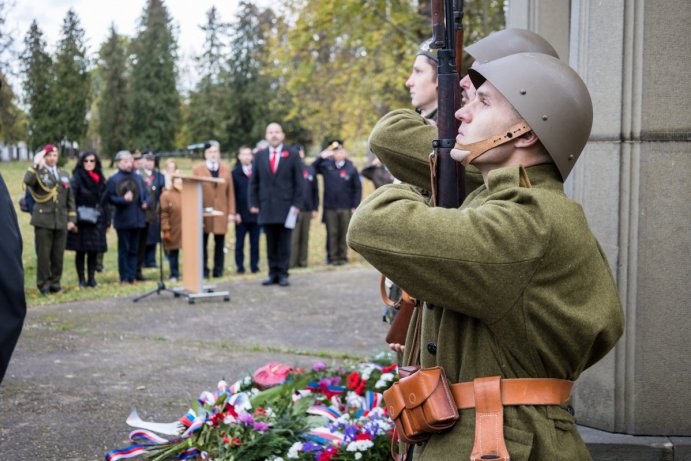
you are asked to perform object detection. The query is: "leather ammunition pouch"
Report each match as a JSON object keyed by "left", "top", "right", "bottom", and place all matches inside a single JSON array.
[{"left": 383, "top": 366, "right": 459, "bottom": 444}]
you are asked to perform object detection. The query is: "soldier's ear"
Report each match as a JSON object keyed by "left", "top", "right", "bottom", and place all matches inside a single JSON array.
[{"left": 514, "top": 130, "right": 540, "bottom": 148}]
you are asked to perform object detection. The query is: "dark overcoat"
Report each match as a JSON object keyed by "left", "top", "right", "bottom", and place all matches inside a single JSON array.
[
  {"left": 0, "top": 174, "right": 26, "bottom": 383},
  {"left": 298, "top": 163, "right": 319, "bottom": 212},
  {"left": 66, "top": 169, "right": 109, "bottom": 253},
  {"left": 248, "top": 147, "right": 304, "bottom": 225},
  {"left": 105, "top": 170, "right": 149, "bottom": 230}
]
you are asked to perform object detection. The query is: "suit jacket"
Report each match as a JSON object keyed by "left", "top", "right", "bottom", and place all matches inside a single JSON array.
[
  {"left": 0, "top": 174, "right": 26, "bottom": 383},
  {"left": 232, "top": 164, "right": 257, "bottom": 224},
  {"left": 298, "top": 163, "right": 319, "bottom": 212},
  {"left": 312, "top": 157, "right": 362, "bottom": 210},
  {"left": 192, "top": 163, "right": 235, "bottom": 235},
  {"left": 23, "top": 164, "right": 76, "bottom": 229},
  {"left": 249, "top": 146, "right": 304, "bottom": 225}
]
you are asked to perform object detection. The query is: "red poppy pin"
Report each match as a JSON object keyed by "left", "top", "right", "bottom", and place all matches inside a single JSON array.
[
  {"left": 281, "top": 150, "right": 289, "bottom": 158},
  {"left": 303, "top": 170, "right": 308, "bottom": 178},
  {"left": 339, "top": 170, "right": 347, "bottom": 178}
]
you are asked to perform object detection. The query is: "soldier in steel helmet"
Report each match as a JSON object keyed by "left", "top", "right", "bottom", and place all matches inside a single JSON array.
[
  {"left": 369, "top": 29, "right": 558, "bottom": 200},
  {"left": 348, "top": 52, "right": 624, "bottom": 460}
]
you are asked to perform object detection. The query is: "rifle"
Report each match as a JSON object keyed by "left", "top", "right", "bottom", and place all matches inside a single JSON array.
[{"left": 430, "top": 0, "right": 466, "bottom": 208}]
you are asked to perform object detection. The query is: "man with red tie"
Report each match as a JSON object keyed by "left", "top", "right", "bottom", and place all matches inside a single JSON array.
[{"left": 249, "top": 123, "right": 304, "bottom": 287}]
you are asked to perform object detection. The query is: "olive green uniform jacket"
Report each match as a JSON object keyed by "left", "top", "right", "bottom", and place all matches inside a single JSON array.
[
  {"left": 347, "top": 164, "right": 624, "bottom": 461},
  {"left": 368, "top": 108, "right": 485, "bottom": 194},
  {"left": 23, "top": 165, "right": 76, "bottom": 229}
]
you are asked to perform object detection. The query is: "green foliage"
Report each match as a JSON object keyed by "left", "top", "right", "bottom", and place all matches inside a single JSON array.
[
  {"left": 21, "top": 20, "right": 60, "bottom": 151},
  {"left": 267, "top": 0, "right": 426, "bottom": 151},
  {"left": 0, "top": 72, "right": 27, "bottom": 142},
  {"left": 54, "top": 9, "right": 91, "bottom": 144},
  {"left": 98, "top": 25, "right": 130, "bottom": 158},
  {"left": 129, "top": 0, "right": 180, "bottom": 151},
  {"left": 186, "top": 7, "right": 230, "bottom": 148}
]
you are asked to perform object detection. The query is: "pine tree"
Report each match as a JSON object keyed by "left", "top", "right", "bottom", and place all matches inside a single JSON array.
[
  {"left": 129, "top": 0, "right": 180, "bottom": 151},
  {"left": 0, "top": 1, "right": 26, "bottom": 142},
  {"left": 98, "top": 25, "right": 130, "bottom": 159},
  {"left": 186, "top": 6, "right": 229, "bottom": 147},
  {"left": 54, "top": 9, "right": 91, "bottom": 149},
  {"left": 21, "top": 20, "right": 60, "bottom": 150}
]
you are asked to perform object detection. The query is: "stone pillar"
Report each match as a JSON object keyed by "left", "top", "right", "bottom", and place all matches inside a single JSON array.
[{"left": 508, "top": 0, "right": 691, "bottom": 436}]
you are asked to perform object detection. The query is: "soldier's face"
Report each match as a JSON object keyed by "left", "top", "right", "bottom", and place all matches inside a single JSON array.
[
  {"left": 456, "top": 81, "right": 520, "bottom": 165},
  {"left": 333, "top": 149, "right": 347, "bottom": 163},
  {"left": 44, "top": 150, "right": 58, "bottom": 167},
  {"left": 145, "top": 159, "right": 155, "bottom": 170},
  {"left": 265, "top": 124, "right": 285, "bottom": 148},
  {"left": 406, "top": 56, "right": 437, "bottom": 113},
  {"left": 460, "top": 61, "right": 479, "bottom": 106}
]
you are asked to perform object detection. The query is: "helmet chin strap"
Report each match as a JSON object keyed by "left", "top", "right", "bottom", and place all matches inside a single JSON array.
[{"left": 455, "top": 122, "right": 531, "bottom": 166}]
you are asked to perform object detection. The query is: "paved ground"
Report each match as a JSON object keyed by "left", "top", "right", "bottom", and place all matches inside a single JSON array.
[{"left": 0, "top": 267, "right": 389, "bottom": 461}]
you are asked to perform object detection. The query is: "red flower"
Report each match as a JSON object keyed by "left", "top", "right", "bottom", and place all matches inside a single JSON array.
[
  {"left": 355, "top": 433, "right": 373, "bottom": 441},
  {"left": 231, "top": 437, "right": 242, "bottom": 446},
  {"left": 346, "top": 372, "right": 361, "bottom": 389},
  {"left": 253, "top": 407, "right": 266, "bottom": 417},
  {"left": 224, "top": 404, "right": 238, "bottom": 418},
  {"left": 281, "top": 150, "right": 289, "bottom": 158},
  {"left": 382, "top": 364, "right": 397, "bottom": 373},
  {"left": 318, "top": 446, "right": 338, "bottom": 461},
  {"left": 355, "top": 381, "right": 366, "bottom": 395}
]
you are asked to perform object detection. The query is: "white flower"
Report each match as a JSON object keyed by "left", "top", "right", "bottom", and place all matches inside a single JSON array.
[
  {"left": 223, "top": 414, "right": 236, "bottom": 424},
  {"left": 287, "top": 442, "right": 303, "bottom": 458},
  {"left": 359, "top": 364, "right": 376, "bottom": 381},
  {"left": 346, "top": 440, "right": 374, "bottom": 452},
  {"left": 355, "top": 453, "right": 362, "bottom": 460}
]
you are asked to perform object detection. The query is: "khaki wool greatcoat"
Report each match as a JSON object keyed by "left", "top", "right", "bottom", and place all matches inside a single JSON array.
[
  {"left": 191, "top": 163, "right": 236, "bottom": 235},
  {"left": 347, "top": 164, "right": 625, "bottom": 461},
  {"left": 159, "top": 187, "right": 182, "bottom": 251}
]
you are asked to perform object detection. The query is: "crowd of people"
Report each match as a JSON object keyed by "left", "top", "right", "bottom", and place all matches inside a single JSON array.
[{"left": 19, "top": 123, "right": 376, "bottom": 294}]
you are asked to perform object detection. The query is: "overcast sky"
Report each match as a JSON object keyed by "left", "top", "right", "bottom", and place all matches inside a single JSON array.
[{"left": 7, "top": 0, "right": 270, "bottom": 89}]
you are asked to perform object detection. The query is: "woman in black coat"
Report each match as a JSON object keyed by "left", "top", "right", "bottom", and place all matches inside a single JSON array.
[{"left": 66, "top": 151, "right": 109, "bottom": 287}]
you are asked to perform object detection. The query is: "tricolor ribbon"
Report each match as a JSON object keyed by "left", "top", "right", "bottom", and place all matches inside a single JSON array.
[
  {"left": 104, "top": 444, "right": 152, "bottom": 461},
  {"left": 305, "top": 427, "right": 345, "bottom": 446},
  {"left": 307, "top": 405, "right": 342, "bottom": 422}
]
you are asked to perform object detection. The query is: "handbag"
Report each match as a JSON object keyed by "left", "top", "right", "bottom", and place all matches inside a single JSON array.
[
  {"left": 381, "top": 275, "right": 416, "bottom": 345},
  {"left": 77, "top": 206, "right": 101, "bottom": 224}
]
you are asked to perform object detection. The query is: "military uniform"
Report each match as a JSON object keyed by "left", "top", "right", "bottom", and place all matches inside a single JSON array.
[
  {"left": 368, "top": 108, "right": 485, "bottom": 194},
  {"left": 23, "top": 163, "right": 76, "bottom": 293},
  {"left": 347, "top": 164, "right": 625, "bottom": 460}
]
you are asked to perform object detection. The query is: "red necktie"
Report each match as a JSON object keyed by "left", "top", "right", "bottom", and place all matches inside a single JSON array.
[{"left": 270, "top": 149, "right": 278, "bottom": 174}]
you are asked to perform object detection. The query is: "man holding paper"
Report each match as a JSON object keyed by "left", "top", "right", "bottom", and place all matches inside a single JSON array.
[{"left": 249, "top": 123, "right": 304, "bottom": 287}]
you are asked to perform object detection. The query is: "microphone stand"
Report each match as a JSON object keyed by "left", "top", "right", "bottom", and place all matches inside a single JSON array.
[{"left": 133, "top": 166, "right": 177, "bottom": 303}]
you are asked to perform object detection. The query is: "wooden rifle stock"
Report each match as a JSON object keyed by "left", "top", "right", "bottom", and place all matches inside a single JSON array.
[{"left": 431, "top": 0, "right": 466, "bottom": 209}]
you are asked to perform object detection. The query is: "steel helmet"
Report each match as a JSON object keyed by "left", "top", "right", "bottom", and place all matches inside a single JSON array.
[
  {"left": 468, "top": 52, "right": 593, "bottom": 180},
  {"left": 466, "top": 28, "right": 559, "bottom": 63}
]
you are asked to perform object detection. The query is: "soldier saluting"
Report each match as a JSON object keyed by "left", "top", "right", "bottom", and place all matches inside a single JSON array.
[
  {"left": 348, "top": 52, "right": 625, "bottom": 459},
  {"left": 23, "top": 144, "right": 77, "bottom": 295}
]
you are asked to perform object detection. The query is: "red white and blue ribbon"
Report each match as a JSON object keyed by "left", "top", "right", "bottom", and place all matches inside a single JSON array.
[
  {"left": 104, "top": 444, "right": 152, "bottom": 461},
  {"left": 307, "top": 405, "right": 342, "bottom": 422}
]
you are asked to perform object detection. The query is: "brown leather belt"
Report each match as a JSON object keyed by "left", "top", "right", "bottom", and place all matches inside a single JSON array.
[{"left": 451, "top": 377, "right": 573, "bottom": 410}]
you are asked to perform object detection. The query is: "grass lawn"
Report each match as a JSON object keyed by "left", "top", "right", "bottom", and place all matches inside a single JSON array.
[{"left": 1, "top": 156, "right": 373, "bottom": 307}]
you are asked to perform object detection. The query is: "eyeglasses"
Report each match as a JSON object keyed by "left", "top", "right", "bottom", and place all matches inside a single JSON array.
[{"left": 84, "top": 158, "right": 96, "bottom": 163}]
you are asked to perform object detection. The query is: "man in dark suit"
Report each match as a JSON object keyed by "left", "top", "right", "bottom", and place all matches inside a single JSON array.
[
  {"left": 0, "top": 173, "right": 26, "bottom": 384},
  {"left": 249, "top": 122, "right": 304, "bottom": 286},
  {"left": 232, "top": 145, "right": 260, "bottom": 274},
  {"left": 290, "top": 145, "right": 319, "bottom": 268}
]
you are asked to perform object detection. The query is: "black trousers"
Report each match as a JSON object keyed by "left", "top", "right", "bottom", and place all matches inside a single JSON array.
[
  {"left": 117, "top": 229, "right": 140, "bottom": 282},
  {"left": 203, "top": 233, "right": 225, "bottom": 277},
  {"left": 263, "top": 224, "right": 292, "bottom": 278}
]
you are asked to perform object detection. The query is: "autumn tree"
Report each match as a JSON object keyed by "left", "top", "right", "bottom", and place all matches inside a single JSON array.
[
  {"left": 129, "top": 0, "right": 180, "bottom": 151},
  {"left": 54, "top": 9, "right": 91, "bottom": 145},
  {"left": 98, "top": 25, "right": 130, "bottom": 158}
]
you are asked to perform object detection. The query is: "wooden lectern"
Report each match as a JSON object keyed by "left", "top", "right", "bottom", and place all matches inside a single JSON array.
[{"left": 172, "top": 174, "right": 230, "bottom": 304}]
